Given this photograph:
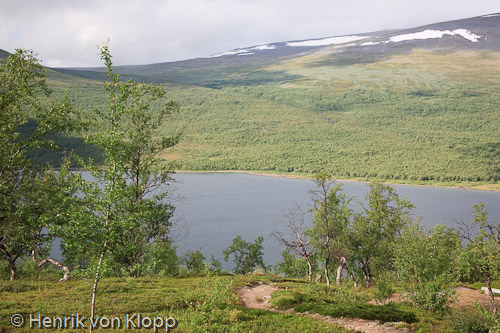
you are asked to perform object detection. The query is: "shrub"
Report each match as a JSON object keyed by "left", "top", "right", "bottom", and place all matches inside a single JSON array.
[
  {"left": 271, "top": 295, "right": 296, "bottom": 310},
  {"left": 294, "top": 302, "right": 417, "bottom": 323},
  {"left": 374, "top": 274, "right": 395, "bottom": 305},
  {"left": 448, "top": 307, "right": 497, "bottom": 333},
  {"left": 409, "top": 280, "right": 456, "bottom": 314},
  {"left": 185, "top": 278, "right": 238, "bottom": 331}
]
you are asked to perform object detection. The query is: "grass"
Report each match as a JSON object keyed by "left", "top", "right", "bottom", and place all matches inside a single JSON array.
[
  {"left": 0, "top": 275, "right": 347, "bottom": 332},
  {"left": 270, "top": 282, "right": 417, "bottom": 324},
  {"left": 2, "top": 273, "right": 500, "bottom": 332},
  {"left": 463, "top": 280, "right": 500, "bottom": 291},
  {"left": 294, "top": 302, "right": 417, "bottom": 324}
]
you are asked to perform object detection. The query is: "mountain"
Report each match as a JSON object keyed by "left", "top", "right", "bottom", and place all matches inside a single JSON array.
[
  {"left": 6, "top": 13, "right": 500, "bottom": 188},
  {"left": 200, "top": 12, "right": 500, "bottom": 61},
  {"left": 56, "top": 13, "right": 500, "bottom": 88},
  {"left": 0, "top": 49, "right": 9, "bottom": 59}
]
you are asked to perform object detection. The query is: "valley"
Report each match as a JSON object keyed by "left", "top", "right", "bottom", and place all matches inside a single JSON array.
[
  {"left": 9, "top": 13, "right": 500, "bottom": 190},
  {"left": 2, "top": 10, "right": 500, "bottom": 332}
]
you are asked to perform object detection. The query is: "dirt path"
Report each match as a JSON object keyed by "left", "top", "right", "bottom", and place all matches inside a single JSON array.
[
  {"left": 236, "top": 283, "right": 497, "bottom": 332},
  {"left": 237, "top": 283, "right": 276, "bottom": 310},
  {"left": 236, "top": 283, "right": 409, "bottom": 332},
  {"left": 366, "top": 286, "right": 496, "bottom": 309},
  {"left": 452, "top": 286, "right": 496, "bottom": 309}
]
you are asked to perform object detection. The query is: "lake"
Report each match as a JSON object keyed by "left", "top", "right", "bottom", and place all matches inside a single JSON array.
[{"left": 172, "top": 173, "right": 500, "bottom": 271}]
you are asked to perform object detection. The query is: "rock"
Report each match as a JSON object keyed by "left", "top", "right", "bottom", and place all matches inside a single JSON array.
[
  {"left": 481, "top": 286, "right": 500, "bottom": 295},
  {"left": 251, "top": 268, "right": 265, "bottom": 275}
]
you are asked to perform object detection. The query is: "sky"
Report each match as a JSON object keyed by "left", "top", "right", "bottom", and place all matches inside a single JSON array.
[{"left": 1, "top": 0, "right": 499, "bottom": 67}]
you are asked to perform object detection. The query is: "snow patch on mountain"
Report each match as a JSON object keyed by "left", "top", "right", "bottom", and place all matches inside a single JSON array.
[
  {"left": 251, "top": 45, "right": 276, "bottom": 51},
  {"left": 209, "top": 49, "right": 251, "bottom": 58},
  {"left": 452, "top": 29, "right": 482, "bottom": 42},
  {"left": 388, "top": 29, "right": 481, "bottom": 43},
  {"left": 287, "top": 35, "right": 365, "bottom": 47},
  {"left": 207, "top": 16, "right": 491, "bottom": 59}
]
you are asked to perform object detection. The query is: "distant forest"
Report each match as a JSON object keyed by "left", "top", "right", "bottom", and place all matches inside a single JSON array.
[{"left": 41, "top": 49, "right": 500, "bottom": 190}]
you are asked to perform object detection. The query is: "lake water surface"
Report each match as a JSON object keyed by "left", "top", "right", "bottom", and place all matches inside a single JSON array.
[{"left": 172, "top": 173, "right": 500, "bottom": 270}]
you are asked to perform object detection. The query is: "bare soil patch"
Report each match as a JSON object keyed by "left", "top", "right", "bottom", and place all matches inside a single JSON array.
[
  {"left": 325, "top": 316, "right": 409, "bottom": 332},
  {"left": 452, "top": 286, "right": 496, "bottom": 309},
  {"left": 236, "top": 283, "right": 409, "bottom": 332},
  {"left": 237, "top": 283, "right": 277, "bottom": 310},
  {"left": 237, "top": 283, "right": 497, "bottom": 332}
]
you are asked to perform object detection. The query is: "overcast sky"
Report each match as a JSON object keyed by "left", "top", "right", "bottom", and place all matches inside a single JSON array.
[{"left": 1, "top": 0, "right": 499, "bottom": 67}]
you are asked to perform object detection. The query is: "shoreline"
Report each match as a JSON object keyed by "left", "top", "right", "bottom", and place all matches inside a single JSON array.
[{"left": 175, "top": 170, "right": 500, "bottom": 192}]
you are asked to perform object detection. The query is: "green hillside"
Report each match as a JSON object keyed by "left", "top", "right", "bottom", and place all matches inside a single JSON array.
[{"left": 46, "top": 48, "right": 500, "bottom": 189}]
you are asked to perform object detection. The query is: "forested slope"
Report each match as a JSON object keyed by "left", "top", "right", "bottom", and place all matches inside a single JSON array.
[{"left": 30, "top": 13, "right": 500, "bottom": 188}]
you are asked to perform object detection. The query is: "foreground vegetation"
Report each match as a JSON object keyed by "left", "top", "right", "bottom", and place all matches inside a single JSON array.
[
  {"left": 1, "top": 272, "right": 499, "bottom": 332},
  {"left": 0, "top": 274, "right": 349, "bottom": 332}
]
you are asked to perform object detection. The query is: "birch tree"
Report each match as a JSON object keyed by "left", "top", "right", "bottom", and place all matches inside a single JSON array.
[
  {"left": 349, "top": 183, "right": 412, "bottom": 287},
  {"left": 60, "top": 43, "right": 180, "bottom": 330},
  {"left": 459, "top": 203, "right": 500, "bottom": 313},
  {"left": 308, "top": 173, "right": 352, "bottom": 286},
  {"left": 223, "top": 236, "right": 267, "bottom": 274},
  {"left": 394, "top": 223, "right": 460, "bottom": 312},
  {"left": 0, "top": 49, "right": 74, "bottom": 280},
  {"left": 272, "top": 208, "right": 317, "bottom": 282}
]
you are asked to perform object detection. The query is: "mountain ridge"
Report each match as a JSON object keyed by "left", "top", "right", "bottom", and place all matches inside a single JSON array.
[
  {"left": 36, "top": 12, "right": 500, "bottom": 88},
  {"left": 2, "top": 12, "right": 500, "bottom": 73}
]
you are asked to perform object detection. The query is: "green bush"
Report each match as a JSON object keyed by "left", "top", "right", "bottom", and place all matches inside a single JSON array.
[
  {"left": 185, "top": 277, "right": 239, "bottom": 331},
  {"left": 270, "top": 282, "right": 411, "bottom": 324},
  {"left": 273, "top": 249, "right": 313, "bottom": 279},
  {"left": 409, "top": 281, "right": 456, "bottom": 313},
  {"left": 294, "top": 302, "right": 417, "bottom": 323},
  {"left": 271, "top": 295, "right": 297, "bottom": 310},
  {"left": 374, "top": 274, "right": 395, "bottom": 305},
  {"left": 332, "top": 282, "right": 365, "bottom": 303},
  {"left": 0, "top": 258, "right": 63, "bottom": 281},
  {"left": 448, "top": 307, "right": 496, "bottom": 333}
]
